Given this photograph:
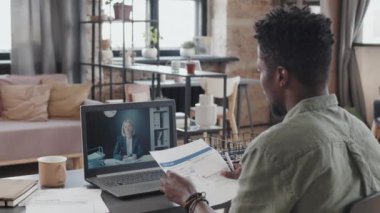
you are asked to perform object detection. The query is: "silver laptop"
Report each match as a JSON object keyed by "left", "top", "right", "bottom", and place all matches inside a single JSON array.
[{"left": 80, "top": 100, "right": 177, "bottom": 198}]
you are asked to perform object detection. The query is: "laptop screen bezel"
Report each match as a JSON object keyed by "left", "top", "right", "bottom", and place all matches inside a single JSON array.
[{"left": 80, "top": 99, "right": 177, "bottom": 178}]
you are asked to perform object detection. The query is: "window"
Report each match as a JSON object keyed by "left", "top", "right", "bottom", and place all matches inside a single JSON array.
[
  {"left": 361, "top": 0, "right": 380, "bottom": 44},
  {"left": 159, "top": 0, "right": 197, "bottom": 48},
  {"left": 0, "top": 0, "right": 11, "bottom": 52},
  {"left": 102, "top": 0, "right": 204, "bottom": 51},
  {"left": 309, "top": 5, "right": 320, "bottom": 14}
]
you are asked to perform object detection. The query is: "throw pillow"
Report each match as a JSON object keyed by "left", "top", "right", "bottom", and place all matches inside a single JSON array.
[
  {"left": 0, "top": 85, "right": 51, "bottom": 121},
  {"left": 40, "top": 77, "right": 69, "bottom": 85},
  {"left": 47, "top": 83, "right": 91, "bottom": 119},
  {"left": 0, "top": 75, "right": 42, "bottom": 117},
  {"left": 39, "top": 74, "right": 69, "bottom": 84},
  {"left": 0, "top": 74, "right": 68, "bottom": 116}
]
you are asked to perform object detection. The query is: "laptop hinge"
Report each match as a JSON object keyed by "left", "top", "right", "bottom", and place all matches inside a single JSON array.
[{"left": 96, "top": 167, "right": 161, "bottom": 178}]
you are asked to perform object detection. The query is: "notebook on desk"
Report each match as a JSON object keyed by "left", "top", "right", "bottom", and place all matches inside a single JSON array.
[{"left": 80, "top": 100, "right": 177, "bottom": 198}]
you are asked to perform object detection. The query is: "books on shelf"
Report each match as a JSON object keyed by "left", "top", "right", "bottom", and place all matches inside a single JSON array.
[
  {"left": 153, "top": 112, "right": 161, "bottom": 128},
  {"left": 0, "top": 179, "right": 38, "bottom": 207}
]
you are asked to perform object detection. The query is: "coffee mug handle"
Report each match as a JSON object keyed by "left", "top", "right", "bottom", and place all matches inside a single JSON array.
[{"left": 56, "top": 164, "right": 66, "bottom": 184}]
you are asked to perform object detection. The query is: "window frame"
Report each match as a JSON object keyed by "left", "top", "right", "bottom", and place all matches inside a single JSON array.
[
  {"left": 0, "top": 0, "right": 11, "bottom": 58},
  {"left": 149, "top": 0, "right": 207, "bottom": 55}
]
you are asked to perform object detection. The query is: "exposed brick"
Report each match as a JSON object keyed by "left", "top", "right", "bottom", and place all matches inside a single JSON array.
[{"left": 220, "top": 0, "right": 273, "bottom": 126}]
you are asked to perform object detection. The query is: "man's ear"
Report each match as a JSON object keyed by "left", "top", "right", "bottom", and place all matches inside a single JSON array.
[{"left": 275, "top": 66, "right": 288, "bottom": 87}]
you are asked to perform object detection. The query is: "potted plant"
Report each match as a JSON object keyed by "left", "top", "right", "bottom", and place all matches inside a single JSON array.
[
  {"left": 180, "top": 41, "right": 196, "bottom": 58},
  {"left": 142, "top": 26, "right": 162, "bottom": 59},
  {"left": 105, "top": 0, "right": 132, "bottom": 21}
]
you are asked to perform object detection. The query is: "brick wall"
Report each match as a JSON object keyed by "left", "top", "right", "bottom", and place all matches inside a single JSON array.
[{"left": 210, "top": 0, "right": 274, "bottom": 126}]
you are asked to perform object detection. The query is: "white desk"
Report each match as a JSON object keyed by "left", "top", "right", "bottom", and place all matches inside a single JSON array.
[
  {"left": 4, "top": 169, "right": 230, "bottom": 213},
  {"left": 5, "top": 169, "right": 180, "bottom": 213}
]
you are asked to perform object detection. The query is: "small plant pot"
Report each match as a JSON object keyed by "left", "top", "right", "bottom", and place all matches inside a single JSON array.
[
  {"left": 113, "top": 3, "right": 132, "bottom": 21},
  {"left": 180, "top": 47, "right": 195, "bottom": 58},
  {"left": 142, "top": 47, "right": 158, "bottom": 59}
]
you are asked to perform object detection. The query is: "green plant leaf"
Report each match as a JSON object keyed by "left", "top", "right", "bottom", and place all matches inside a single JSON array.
[{"left": 143, "top": 26, "right": 163, "bottom": 48}]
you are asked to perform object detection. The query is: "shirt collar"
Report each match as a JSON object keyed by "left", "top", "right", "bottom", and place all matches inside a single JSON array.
[{"left": 284, "top": 94, "right": 338, "bottom": 121}]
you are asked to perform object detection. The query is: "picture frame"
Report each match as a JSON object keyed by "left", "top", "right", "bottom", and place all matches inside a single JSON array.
[{"left": 193, "top": 36, "right": 213, "bottom": 55}]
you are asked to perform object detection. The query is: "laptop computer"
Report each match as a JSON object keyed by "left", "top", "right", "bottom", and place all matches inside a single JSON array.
[{"left": 80, "top": 99, "right": 177, "bottom": 198}]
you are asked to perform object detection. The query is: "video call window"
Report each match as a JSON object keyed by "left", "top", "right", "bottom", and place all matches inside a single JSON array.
[{"left": 85, "top": 107, "right": 171, "bottom": 169}]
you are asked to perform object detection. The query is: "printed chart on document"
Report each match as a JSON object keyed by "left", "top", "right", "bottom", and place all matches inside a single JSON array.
[{"left": 150, "top": 139, "right": 238, "bottom": 206}]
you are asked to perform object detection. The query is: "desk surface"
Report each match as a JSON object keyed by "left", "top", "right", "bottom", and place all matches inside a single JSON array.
[
  {"left": 134, "top": 55, "right": 239, "bottom": 65},
  {"left": 134, "top": 78, "right": 260, "bottom": 88},
  {"left": 128, "top": 64, "right": 226, "bottom": 78},
  {"left": 4, "top": 169, "right": 184, "bottom": 213},
  {"left": 4, "top": 170, "right": 230, "bottom": 213}
]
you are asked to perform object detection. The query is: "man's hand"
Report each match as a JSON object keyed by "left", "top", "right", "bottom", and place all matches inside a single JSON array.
[
  {"left": 160, "top": 171, "right": 197, "bottom": 206},
  {"left": 221, "top": 163, "right": 242, "bottom": 179}
]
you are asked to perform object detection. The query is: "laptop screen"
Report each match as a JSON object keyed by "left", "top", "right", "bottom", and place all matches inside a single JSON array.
[{"left": 81, "top": 100, "right": 177, "bottom": 177}]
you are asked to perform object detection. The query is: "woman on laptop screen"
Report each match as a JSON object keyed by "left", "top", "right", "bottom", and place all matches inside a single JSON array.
[{"left": 113, "top": 119, "right": 146, "bottom": 161}]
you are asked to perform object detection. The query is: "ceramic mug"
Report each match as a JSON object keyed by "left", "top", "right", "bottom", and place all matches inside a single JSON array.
[{"left": 38, "top": 156, "right": 67, "bottom": 188}]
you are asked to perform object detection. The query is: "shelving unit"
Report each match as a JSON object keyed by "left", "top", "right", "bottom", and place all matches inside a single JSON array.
[
  {"left": 126, "top": 64, "right": 227, "bottom": 143},
  {"left": 80, "top": 0, "right": 159, "bottom": 101},
  {"left": 150, "top": 107, "right": 170, "bottom": 150}
]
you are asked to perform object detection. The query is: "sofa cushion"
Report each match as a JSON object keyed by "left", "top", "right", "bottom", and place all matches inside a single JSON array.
[
  {"left": 0, "top": 74, "right": 68, "bottom": 116},
  {"left": 0, "top": 74, "right": 39, "bottom": 85},
  {"left": 47, "top": 83, "right": 91, "bottom": 119},
  {"left": 1, "top": 85, "right": 51, "bottom": 121},
  {"left": 39, "top": 74, "right": 68, "bottom": 84},
  {"left": 0, "top": 119, "right": 82, "bottom": 163}
]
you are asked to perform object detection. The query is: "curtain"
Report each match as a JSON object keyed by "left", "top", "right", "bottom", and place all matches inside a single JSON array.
[
  {"left": 337, "top": 0, "right": 370, "bottom": 122},
  {"left": 10, "top": 0, "right": 81, "bottom": 82}
]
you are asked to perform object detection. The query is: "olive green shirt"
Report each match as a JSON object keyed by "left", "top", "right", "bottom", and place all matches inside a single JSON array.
[{"left": 230, "top": 95, "right": 380, "bottom": 213}]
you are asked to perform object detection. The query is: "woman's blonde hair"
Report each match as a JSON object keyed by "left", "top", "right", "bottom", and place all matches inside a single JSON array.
[{"left": 121, "top": 119, "right": 135, "bottom": 137}]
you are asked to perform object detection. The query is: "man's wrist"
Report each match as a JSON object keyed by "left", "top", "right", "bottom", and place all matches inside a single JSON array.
[{"left": 183, "top": 192, "right": 209, "bottom": 213}]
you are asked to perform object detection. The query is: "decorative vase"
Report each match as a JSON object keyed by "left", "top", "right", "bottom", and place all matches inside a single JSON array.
[
  {"left": 113, "top": 3, "right": 132, "bottom": 21},
  {"left": 195, "top": 94, "right": 217, "bottom": 129},
  {"left": 142, "top": 47, "right": 158, "bottom": 59},
  {"left": 123, "top": 50, "right": 133, "bottom": 66},
  {"left": 180, "top": 47, "right": 195, "bottom": 58},
  {"left": 101, "top": 39, "right": 113, "bottom": 64}
]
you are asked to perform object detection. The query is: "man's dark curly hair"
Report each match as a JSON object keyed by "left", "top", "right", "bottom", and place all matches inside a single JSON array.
[{"left": 255, "top": 6, "right": 334, "bottom": 86}]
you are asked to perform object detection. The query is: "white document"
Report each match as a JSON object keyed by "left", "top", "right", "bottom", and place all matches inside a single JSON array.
[
  {"left": 23, "top": 187, "right": 109, "bottom": 213},
  {"left": 150, "top": 139, "right": 238, "bottom": 206}
]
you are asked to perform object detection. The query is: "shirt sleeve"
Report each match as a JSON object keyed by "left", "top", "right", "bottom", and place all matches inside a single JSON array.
[{"left": 229, "top": 142, "right": 296, "bottom": 213}]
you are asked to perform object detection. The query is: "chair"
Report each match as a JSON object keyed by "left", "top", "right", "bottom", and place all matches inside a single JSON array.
[
  {"left": 196, "top": 76, "right": 241, "bottom": 141},
  {"left": 349, "top": 192, "right": 380, "bottom": 213},
  {"left": 371, "top": 99, "right": 380, "bottom": 142},
  {"left": 124, "top": 84, "right": 151, "bottom": 102}
]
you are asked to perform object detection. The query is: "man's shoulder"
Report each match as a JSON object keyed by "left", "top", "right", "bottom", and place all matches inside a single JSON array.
[
  {"left": 247, "top": 107, "right": 371, "bottom": 165},
  {"left": 252, "top": 119, "right": 317, "bottom": 148},
  {"left": 247, "top": 118, "right": 326, "bottom": 164}
]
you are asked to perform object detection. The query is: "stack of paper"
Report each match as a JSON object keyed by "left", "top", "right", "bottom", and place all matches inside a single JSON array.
[
  {"left": 23, "top": 187, "right": 109, "bottom": 213},
  {"left": 0, "top": 179, "right": 38, "bottom": 207},
  {"left": 150, "top": 139, "right": 238, "bottom": 206}
]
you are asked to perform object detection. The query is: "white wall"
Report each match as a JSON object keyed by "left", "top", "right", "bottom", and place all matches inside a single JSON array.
[{"left": 356, "top": 46, "right": 380, "bottom": 124}]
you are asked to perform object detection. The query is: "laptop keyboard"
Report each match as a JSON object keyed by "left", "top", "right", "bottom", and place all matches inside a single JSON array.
[{"left": 99, "top": 170, "right": 164, "bottom": 187}]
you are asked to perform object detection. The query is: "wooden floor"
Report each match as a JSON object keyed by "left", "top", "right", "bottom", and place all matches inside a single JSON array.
[{"left": 0, "top": 125, "right": 270, "bottom": 178}]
